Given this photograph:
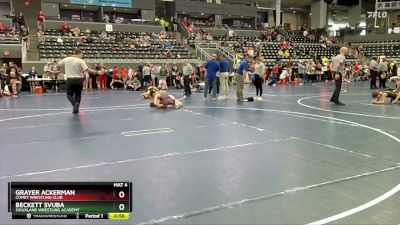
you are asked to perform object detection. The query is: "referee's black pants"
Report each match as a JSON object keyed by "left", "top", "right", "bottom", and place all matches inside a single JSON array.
[
  {"left": 66, "top": 78, "right": 84, "bottom": 107},
  {"left": 331, "top": 72, "right": 342, "bottom": 103},
  {"left": 370, "top": 70, "right": 378, "bottom": 89},
  {"left": 183, "top": 75, "right": 191, "bottom": 96}
]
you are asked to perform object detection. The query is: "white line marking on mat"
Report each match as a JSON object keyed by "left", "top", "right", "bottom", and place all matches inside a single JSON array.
[
  {"left": 298, "top": 96, "right": 400, "bottom": 120},
  {"left": 0, "top": 137, "right": 295, "bottom": 179},
  {"left": 0, "top": 104, "right": 148, "bottom": 123},
  {"left": 307, "top": 183, "right": 400, "bottom": 225},
  {"left": 137, "top": 165, "right": 400, "bottom": 225},
  {"left": 184, "top": 106, "right": 400, "bottom": 223},
  {"left": 292, "top": 137, "right": 400, "bottom": 164},
  {"left": 120, "top": 128, "right": 174, "bottom": 137},
  {"left": 283, "top": 113, "right": 361, "bottom": 127}
]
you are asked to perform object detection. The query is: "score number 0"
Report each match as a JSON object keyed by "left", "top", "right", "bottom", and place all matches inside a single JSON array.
[{"left": 118, "top": 191, "right": 125, "bottom": 211}]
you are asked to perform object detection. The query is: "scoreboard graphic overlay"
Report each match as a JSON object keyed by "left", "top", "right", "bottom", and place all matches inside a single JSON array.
[{"left": 8, "top": 182, "right": 132, "bottom": 220}]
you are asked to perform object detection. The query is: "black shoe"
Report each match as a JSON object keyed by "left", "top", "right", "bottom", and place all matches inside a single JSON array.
[
  {"left": 335, "top": 101, "right": 345, "bottom": 106},
  {"left": 72, "top": 103, "right": 80, "bottom": 114}
]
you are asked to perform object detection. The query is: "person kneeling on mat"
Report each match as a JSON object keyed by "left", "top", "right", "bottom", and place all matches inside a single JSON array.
[
  {"left": 149, "top": 89, "right": 183, "bottom": 109},
  {"left": 370, "top": 90, "right": 400, "bottom": 104},
  {"left": 141, "top": 86, "right": 158, "bottom": 100}
]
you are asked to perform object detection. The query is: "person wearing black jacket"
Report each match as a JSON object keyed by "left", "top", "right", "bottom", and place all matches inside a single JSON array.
[
  {"left": 17, "top": 13, "right": 25, "bottom": 30},
  {"left": 369, "top": 57, "right": 379, "bottom": 89}
]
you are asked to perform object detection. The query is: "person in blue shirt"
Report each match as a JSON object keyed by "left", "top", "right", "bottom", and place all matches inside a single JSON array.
[
  {"left": 236, "top": 55, "right": 254, "bottom": 101},
  {"left": 218, "top": 55, "right": 230, "bottom": 100},
  {"left": 28, "top": 67, "right": 38, "bottom": 78},
  {"left": 204, "top": 54, "right": 220, "bottom": 99}
]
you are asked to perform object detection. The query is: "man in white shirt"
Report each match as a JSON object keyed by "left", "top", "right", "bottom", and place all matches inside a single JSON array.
[
  {"left": 182, "top": 61, "right": 193, "bottom": 97},
  {"left": 330, "top": 47, "right": 348, "bottom": 105},
  {"left": 142, "top": 64, "right": 151, "bottom": 88},
  {"left": 369, "top": 57, "right": 379, "bottom": 89},
  {"left": 58, "top": 49, "right": 104, "bottom": 113}
]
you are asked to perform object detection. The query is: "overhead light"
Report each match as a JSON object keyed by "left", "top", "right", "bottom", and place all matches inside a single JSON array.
[
  {"left": 83, "top": 5, "right": 86, "bottom": 8},
  {"left": 241, "top": 16, "right": 244, "bottom": 18},
  {"left": 201, "top": 13, "right": 204, "bottom": 15},
  {"left": 293, "top": 11, "right": 296, "bottom": 13},
  {"left": 64, "top": 4, "right": 67, "bottom": 7},
  {"left": 182, "top": 11, "right": 186, "bottom": 14},
  {"left": 113, "top": 8, "right": 116, "bottom": 10}
]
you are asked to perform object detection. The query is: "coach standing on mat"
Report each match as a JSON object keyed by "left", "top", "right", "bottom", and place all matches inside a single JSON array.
[
  {"left": 236, "top": 55, "right": 254, "bottom": 102},
  {"left": 330, "top": 47, "right": 348, "bottom": 106},
  {"left": 59, "top": 49, "right": 104, "bottom": 113}
]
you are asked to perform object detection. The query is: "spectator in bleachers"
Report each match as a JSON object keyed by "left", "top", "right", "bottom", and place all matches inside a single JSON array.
[
  {"left": 37, "top": 27, "right": 45, "bottom": 42},
  {"left": 165, "top": 49, "right": 173, "bottom": 59},
  {"left": 11, "top": 13, "right": 17, "bottom": 30},
  {"left": 20, "top": 26, "right": 29, "bottom": 49},
  {"left": 283, "top": 50, "right": 290, "bottom": 58},
  {"left": 17, "top": 12, "right": 25, "bottom": 30},
  {"left": 71, "top": 26, "right": 80, "bottom": 37},
  {"left": 173, "top": 19, "right": 178, "bottom": 32},
  {"left": 37, "top": 11, "right": 45, "bottom": 30},
  {"left": 0, "top": 22, "right": 8, "bottom": 34},
  {"left": 103, "top": 14, "right": 110, "bottom": 23},
  {"left": 183, "top": 17, "right": 190, "bottom": 28},
  {"left": 84, "top": 28, "right": 91, "bottom": 35},
  {"left": 206, "top": 33, "right": 213, "bottom": 41}
]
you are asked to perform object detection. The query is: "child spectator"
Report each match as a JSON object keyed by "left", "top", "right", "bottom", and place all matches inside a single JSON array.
[
  {"left": 127, "top": 75, "right": 141, "bottom": 91},
  {"left": 158, "top": 76, "right": 168, "bottom": 90}
]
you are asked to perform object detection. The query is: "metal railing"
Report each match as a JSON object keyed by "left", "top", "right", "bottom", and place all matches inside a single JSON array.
[
  {"left": 195, "top": 43, "right": 219, "bottom": 61},
  {"left": 218, "top": 46, "right": 234, "bottom": 59}
]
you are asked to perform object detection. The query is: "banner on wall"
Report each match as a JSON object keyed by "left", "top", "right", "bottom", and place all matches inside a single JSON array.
[{"left": 70, "top": 0, "right": 132, "bottom": 8}]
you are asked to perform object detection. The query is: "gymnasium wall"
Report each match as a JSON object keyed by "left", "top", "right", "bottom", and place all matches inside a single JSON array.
[
  {"left": 0, "top": 44, "right": 22, "bottom": 59},
  {"left": 44, "top": 20, "right": 164, "bottom": 33}
]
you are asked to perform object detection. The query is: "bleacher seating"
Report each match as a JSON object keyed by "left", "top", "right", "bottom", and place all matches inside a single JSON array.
[
  {"left": 0, "top": 28, "right": 20, "bottom": 44},
  {"left": 38, "top": 30, "right": 195, "bottom": 61},
  {"left": 352, "top": 40, "right": 400, "bottom": 60}
]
